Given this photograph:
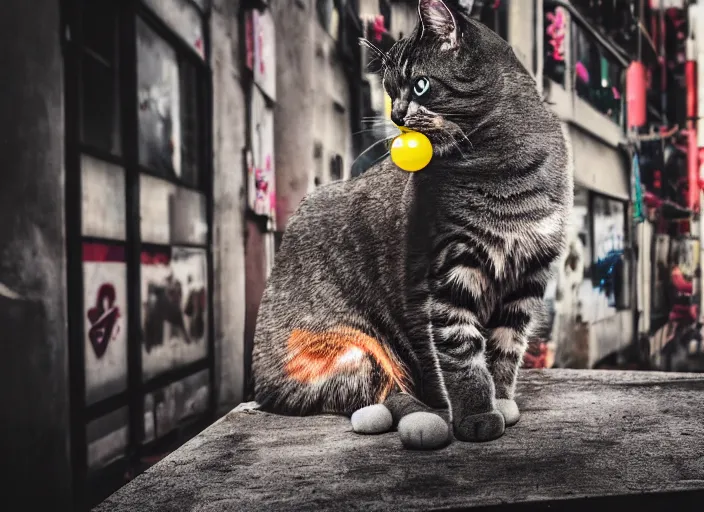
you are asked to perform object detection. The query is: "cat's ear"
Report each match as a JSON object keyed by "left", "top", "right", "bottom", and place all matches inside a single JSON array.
[{"left": 418, "top": 0, "right": 460, "bottom": 50}]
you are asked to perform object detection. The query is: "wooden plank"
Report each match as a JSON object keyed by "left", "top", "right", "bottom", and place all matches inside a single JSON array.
[{"left": 94, "top": 370, "right": 704, "bottom": 511}]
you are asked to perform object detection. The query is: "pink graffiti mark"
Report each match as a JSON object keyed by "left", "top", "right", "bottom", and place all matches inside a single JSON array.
[
  {"left": 251, "top": 154, "right": 273, "bottom": 216},
  {"left": 546, "top": 9, "right": 565, "bottom": 62},
  {"left": 575, "top": 61, "right": 589, "bottom": 83},
  {"left": 258, "top": 21, "right": 265, "bottom": 75},
  {"left": 245, "top": 14, "right": 254, "bottom": 70},
  {"left": 373, "top": 15, "right": 385, "bottom": 43},
  {"left": 87, "top": 284, "right": 120, "bottom": 359}
]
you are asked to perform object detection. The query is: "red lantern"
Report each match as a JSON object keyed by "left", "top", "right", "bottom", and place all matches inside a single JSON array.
[{"left": 626, "top": 61, "right": 647, "bottom": 129}]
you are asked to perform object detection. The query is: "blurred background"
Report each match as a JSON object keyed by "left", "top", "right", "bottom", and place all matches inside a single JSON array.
[{"left": 1, "top": 0, "right": 702, "bottom": 508}]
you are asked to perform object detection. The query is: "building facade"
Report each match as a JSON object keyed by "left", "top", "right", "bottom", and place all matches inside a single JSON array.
[{"left": 0, "top": 0, "right": 696, "bottom": 509}]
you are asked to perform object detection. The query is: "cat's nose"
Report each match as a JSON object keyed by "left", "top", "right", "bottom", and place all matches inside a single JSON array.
[{"left": 391, "top": 100, "right": 407, "bottom": 126}]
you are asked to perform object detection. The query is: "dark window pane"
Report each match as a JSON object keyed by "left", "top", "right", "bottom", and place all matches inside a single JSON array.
[
  {"left": 80, "top": 0, "right": 120, "bottom": 154},
  {"left": 83, "top": 0, "right": 117, "bottom": 60},
  {"left": 330, "top": 155, "right": 343, "bottom": 181},
  {"left": 81, "top": 54, "right": 121, "bottom": 153},
  {"left": 179, "top": 60, "right": 201, "bottom": 188}
]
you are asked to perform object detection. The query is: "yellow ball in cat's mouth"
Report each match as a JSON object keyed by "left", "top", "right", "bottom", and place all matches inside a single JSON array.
[{"left": 390, "top": 130, "right": 433, "bottom": 172}]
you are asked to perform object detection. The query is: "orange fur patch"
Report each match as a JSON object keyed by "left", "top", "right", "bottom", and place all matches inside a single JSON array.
[{"left": 284, "top": 326, "right": 410, "bottom": 400}]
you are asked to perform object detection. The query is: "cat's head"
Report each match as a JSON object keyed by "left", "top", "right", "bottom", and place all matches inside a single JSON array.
[{"left": 383, "top": 0, "right": 540, "bottom": 159}]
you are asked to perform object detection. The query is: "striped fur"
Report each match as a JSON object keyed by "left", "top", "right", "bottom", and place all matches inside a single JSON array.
[{"left": 251, "top": 1, "right": 572, "bottom": 442}]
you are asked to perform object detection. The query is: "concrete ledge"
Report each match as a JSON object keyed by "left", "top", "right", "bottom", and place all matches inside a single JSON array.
[{"left": 94, "top": 370, "right": 704, "bottom": 511}]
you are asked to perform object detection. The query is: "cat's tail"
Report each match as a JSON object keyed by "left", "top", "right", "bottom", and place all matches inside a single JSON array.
[{"left": 284, "top": 325, "right": 412, "bottom": 402}]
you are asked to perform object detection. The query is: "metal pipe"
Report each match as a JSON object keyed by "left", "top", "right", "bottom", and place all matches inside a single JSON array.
[{"left": 536, "top": 0, "right": 544, "bottom": 97}]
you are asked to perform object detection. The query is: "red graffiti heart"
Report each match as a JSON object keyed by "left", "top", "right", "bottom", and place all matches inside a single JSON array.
[{"left": 87, "top": 284, "right": 120, "bottom": 359}]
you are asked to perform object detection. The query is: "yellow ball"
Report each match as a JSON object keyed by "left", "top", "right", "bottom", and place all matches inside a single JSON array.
[{"left": 390, "top": 130, "right": 433, "bottom": 172}]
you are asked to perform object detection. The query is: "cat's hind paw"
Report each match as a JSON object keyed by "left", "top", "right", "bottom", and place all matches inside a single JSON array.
[
  {"left": 351, "top": 404, "right": 393, "bottom": 434},
  {"left": 454, "top": 410, "right": 505, "bottom": 442},
  {"left": 397, "top": 412, "right": 451, "bottom": 450},
  {"left": 233, "top": 401, "right": 262, "bottom": 414},
  {"left": 495, "top": 398, "right": 520, "bottom": 426}
]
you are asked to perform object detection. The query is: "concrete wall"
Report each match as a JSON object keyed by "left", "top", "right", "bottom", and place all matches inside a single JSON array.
[
  {"left": 211, "top": 0, "right": 248, "bottom": 411},
  {"left": 272, "top": 0, "right": 316, "bottom": 231},
  {"left": 0, "top": 0, "right": 72, "bottom": 506},
  {"left": 312, "top": 22, "right": 354, "bottom": 186}
]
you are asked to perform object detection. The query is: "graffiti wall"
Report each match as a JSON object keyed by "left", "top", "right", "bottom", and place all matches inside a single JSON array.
[
  {"left": 247, "top": 8, "right": 276, "bottom": 101},
  {"left": 245, "top": 6, "right": 277, "bottom": 225},
  {"left": 141, "top": 246, "right": 208, "bottom": 380},
  {"left": 582, "top": 194, "right": 626, "bottom": 321},
  {"left": 247, "top": 87, "right": 276, "bottom": 223},
  {"left": 539, "top": 188, "right": 633, "bottom": 368},
  {"left": 83, "top": 243, "right": 129, "bottom": 405}
]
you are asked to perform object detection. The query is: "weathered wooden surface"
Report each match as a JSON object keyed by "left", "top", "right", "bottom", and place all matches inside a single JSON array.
[{"left": 95, "top": 370, "right": 704, "bottom": 511}]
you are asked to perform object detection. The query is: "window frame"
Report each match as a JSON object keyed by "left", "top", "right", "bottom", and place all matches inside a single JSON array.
[{"left": 63, "top": 0, "right": 215, "bottom": 507}]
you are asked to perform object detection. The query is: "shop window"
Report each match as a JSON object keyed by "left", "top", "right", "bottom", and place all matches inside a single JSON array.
[
  {"left": 572, "top": 22, "right": 624, "bottom": 126},
  {"left": 81, "top": 0, "right": 121, "bottom": 154}
]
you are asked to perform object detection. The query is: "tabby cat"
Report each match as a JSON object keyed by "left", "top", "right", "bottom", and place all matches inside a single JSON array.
[{"left": 249, "top": 0, "right": 573, "bottom": 449}]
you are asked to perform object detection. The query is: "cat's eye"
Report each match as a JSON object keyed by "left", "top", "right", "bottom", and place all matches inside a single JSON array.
[{"left": 413, "top": 77, "right": 431, "bottom": 98}]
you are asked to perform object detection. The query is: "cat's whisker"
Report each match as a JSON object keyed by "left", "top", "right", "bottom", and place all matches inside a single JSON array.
[
  {"left": 361, "top": 118, "right": 393, "bottom": 126},
  {"left": 359, "top": 38, "right": 391, "bottom": 67},
  {"left": 453, "top": 127, "right": 474, "bottom": 151},
  {"left": 351, "top": 136, "right": 395, "bottom": 169},
  {"left": 439, "top": 126, "right": 471, "bottom": 161},
  {"left": 352, "top": 127, "right": 390, "bottom": 137}
]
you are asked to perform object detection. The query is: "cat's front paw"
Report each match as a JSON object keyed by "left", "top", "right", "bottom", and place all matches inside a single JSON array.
[
  {"left": 454, "top": 410, "right": 505, "bottom": 442},
  {"left": 495, "top": 398, "right": 520, "bottom": 426},
  {"left": 398, "top": 412, "right": 451, "bottom": 450},
  {"left": 351, "top": 404, "right": 393, "bottom": 434}
]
